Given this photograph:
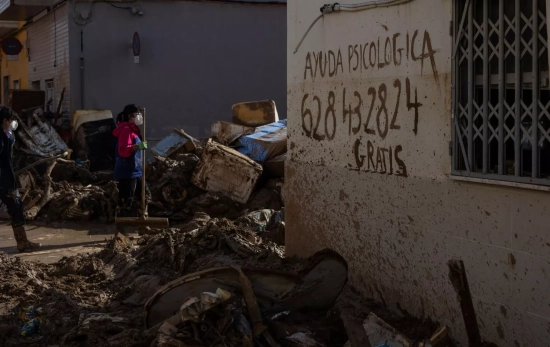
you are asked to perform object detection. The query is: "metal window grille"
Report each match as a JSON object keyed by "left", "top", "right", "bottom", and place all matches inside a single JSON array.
[{"left": 452, "top": 0, "right": 550, "bottom": 185}]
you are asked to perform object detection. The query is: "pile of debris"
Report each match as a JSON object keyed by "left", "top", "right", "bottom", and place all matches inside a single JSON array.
[
  {"left": 146, "top": 100, "right": 286, "bottom": 220},
  {"left": 9, "top": 100, "right": 287, "bottom": 227},
  {"left": 0, "top": 212, "right": 453, "bottom": 347},
  {"left": 9, "top": 155, "right": 119, "bottom": 223},
  {"left": 0, "top": 101, "right": 500, "bottom": 347}
]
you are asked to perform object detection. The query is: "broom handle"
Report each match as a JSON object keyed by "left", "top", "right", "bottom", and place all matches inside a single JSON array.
[{"left": 141, "top": 108, "right": 146, "bottom": 217}]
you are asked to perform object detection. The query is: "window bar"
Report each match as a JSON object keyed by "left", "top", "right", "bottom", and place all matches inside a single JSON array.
[
  {"left": 498, "top": 0, "right": 505, "bottom": 175},
  {"left": 467, "top": 0, "right": 474, "bottom": 171},
  {"left": 453, "top": 0, "right": 471, "bottom": 60},
  {"left": 452, "top": 0, "right": 458, "bottom": 170},
  {"left": 514, "top": 0, "right": 521, "bottom": 177},
  {"left": 483, "top": 0, "right": 489, "bottom": 174},
  {"left": 532, "top": 0, "right": 540, "bottom": 178},
  {"left": 454, "top": 118, "right": 471, "bottom": 172},
  {"left": 453, "top": 1, "right": 471, "bottom": 173}
]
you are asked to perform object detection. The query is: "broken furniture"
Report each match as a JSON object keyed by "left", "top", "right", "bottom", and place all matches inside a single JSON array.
[{"left": 191, "top": 139, "right": 263, "bottom": 204}]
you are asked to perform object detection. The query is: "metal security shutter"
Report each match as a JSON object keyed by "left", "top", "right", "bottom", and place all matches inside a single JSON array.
[
  {"left": 27, "top": 2, "right": 70, "bottom": 113},
  {"left": 452, "top": 0, "right": 550, "bottom": 185}
]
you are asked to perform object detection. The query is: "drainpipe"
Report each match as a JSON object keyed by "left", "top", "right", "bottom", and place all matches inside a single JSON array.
[{"left": 80, "top": 29, "right": 84, "bottom": 109}]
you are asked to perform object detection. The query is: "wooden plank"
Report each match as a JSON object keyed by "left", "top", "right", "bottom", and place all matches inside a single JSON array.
[{"left": 448, "top": 260, "right": 481, "bottom": 345}]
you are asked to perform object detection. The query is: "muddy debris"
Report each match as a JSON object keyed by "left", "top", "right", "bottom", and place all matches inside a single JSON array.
[
  {"left": 10, "top": 107, "right": 289, "bottom": 225},
  {"left": 0, "top": 215, "right": 454, "bottom": 347},
  {"left": 1, "top": 107, "right": 467, "bottom": 347},
  {"left": 12, "top": 149, "right": 284, "bottom": 225}
]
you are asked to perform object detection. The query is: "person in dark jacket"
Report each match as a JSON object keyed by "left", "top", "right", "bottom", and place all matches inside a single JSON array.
[
  {"left": 0, "top": 107, "right": 40, "bottom": 252},
  {"left": 113, "top": 104, "right": 148, "bottom": 218}
]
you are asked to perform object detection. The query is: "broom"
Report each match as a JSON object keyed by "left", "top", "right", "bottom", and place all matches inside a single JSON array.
[{"left": 115, "top": 108, "right": 169, "bottom": 230}]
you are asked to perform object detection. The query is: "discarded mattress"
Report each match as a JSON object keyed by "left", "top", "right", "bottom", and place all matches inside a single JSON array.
[
  {"left": 232, "top": 100, "right": 279, "bottom": 127},
  {"left": 238, "top": 119, "right": 287, "bottom": 163},
  {"left": 191, "top": 139, "right": 262, "bottom": 204}
]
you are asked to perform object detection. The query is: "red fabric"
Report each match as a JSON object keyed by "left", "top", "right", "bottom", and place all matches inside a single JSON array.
[{"left": 113, "top": 122, "right": 140, "bottom": 158}]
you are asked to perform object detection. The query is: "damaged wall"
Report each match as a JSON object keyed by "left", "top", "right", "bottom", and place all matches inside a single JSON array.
[
  {"left": 286, "top": 0, "right": 550, "bottom": 346},
  {"left": 68, "top": 0, "right": 287, "bottom": 142}
]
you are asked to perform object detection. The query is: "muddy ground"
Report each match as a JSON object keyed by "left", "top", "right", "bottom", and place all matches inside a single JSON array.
[
  {"left": 0, "top": 221, "right": 112, "bottom": 264},
  {"left": 0, "top": 152, "right": 453, "bottom": 347},
  {"left": 0, "top": 216, "right": 444, "bottom": 347}
]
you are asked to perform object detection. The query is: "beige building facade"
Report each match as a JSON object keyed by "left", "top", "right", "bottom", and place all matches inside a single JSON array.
[{"left": 286, "top": 0, "right": 550, "bottom": 345}]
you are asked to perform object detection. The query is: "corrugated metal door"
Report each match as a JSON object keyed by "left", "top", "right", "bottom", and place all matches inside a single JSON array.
[{"left": 27, "top": 2, "right": 70, "bottom": 113}]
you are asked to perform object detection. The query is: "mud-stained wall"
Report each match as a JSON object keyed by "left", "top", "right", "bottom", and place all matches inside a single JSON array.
[{"left": 286, "top": 1, "right": 550, "bottom": 346}]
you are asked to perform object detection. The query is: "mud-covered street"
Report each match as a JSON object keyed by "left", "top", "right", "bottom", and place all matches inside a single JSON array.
[
  {"left": 0, "top": 216, "right": 444, "bottom": 347},
  {"left": 0, "top": 222, "right": 110, "bottom": 263},
  {"left": 0, "top": 99, "right": 468, "bottom": 347}
]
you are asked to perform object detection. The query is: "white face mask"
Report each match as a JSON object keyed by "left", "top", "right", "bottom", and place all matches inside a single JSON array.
[
  {"left": 9, "top": 120, "right": 17, "bottom": 131},
  {"left": 134, "top": 113, "right": 143, "bottom": 126}
]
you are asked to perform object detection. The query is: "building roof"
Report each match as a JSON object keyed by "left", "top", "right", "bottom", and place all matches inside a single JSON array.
[{"left": 0, "top": 0, "right": 54, "bottom": 21}]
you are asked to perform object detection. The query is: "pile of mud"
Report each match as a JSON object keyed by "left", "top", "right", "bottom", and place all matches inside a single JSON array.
[
  {"left": 0, "top": 218, "right": 289, "bottom": 347},
  {"left": 0, "top": 216, "right": 446, "bottom": 347}
]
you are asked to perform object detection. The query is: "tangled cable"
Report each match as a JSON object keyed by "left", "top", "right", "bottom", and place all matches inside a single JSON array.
[
  {"left": 70, "top": 0, "right": 138, "bottom": 26},
  {"left": 294, "top": 0, "right": 414, "bottom": 54}
]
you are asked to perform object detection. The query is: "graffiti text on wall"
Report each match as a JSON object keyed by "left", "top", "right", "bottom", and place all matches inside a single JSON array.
[
  {"left": 300, "top": 78, "right": 421, "bottom": 177},
  {"left": 303, "top": 29, "right": 438, "bottom": 83},
  {"left": 352, "top": 139, "right": 407, "bottom": 177},
  {"left": 299, "top": 29, "right": 440, "bottom": 178},
  {"left": 301, "top": 78, "right": 421, "bottom": 140}
]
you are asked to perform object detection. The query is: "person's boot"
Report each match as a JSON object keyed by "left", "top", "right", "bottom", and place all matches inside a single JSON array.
[
  {"left": 115, "top": 201, "right": 129, "bottom": 236},
  {"left": 12, "top": 225, "right": 41, "bottom": 253}
]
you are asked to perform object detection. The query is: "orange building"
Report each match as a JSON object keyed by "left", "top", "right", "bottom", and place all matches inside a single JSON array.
[{"left": 0, "top": 21, "right": 28, "bottom": 105}]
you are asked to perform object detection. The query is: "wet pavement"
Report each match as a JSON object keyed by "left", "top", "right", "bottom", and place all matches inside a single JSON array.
[{"left": 0, "top": 221, "right": 114, "bottom": 263}]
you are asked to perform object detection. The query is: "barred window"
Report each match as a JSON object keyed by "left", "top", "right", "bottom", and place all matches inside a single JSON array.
[{"left": 452, "top": 0, "right": 550, "bottom": 185}]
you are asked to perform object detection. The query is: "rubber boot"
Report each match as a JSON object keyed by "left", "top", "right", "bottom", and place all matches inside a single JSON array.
[
  {"left": 115, "top": 200, "right": 129, "bottom": 236},
  {"left": 12, "top": 225, "right": 41, "bottom": 253}
]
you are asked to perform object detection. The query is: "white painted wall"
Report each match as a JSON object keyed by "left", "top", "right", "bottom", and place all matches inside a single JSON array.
[
  {"left": 286, "top": 0, "right": 550, "bottom": 346},
  {"left": 27, "top": 3, "right": 70, "bottom": 113}
]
